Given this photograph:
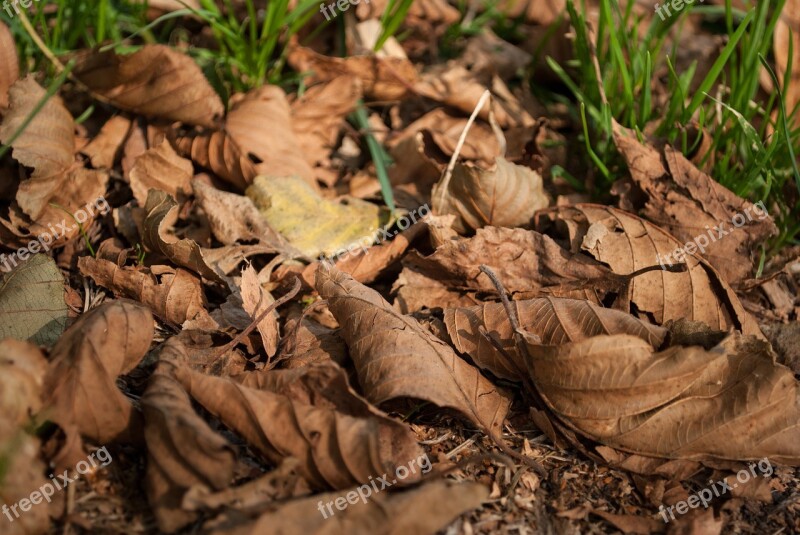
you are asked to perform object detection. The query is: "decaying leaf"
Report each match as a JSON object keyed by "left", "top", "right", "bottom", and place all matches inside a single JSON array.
[
  {"left": 246, "top": 175, "right": 390, "bottom": 259},
  {"left": 239, "top": 265, "right": 279, "bottom": 358},
  {"left": 535, "top": 204, "right": 762, "bottom": 336},
  {"left": 73, "top": 45, "right": 224, "bottom": 128},
  {"left": 173, "top": 128, "right": 256, "bottom": 190},
  {"left": 526, "top": 332, "right": 800, "bottom": 464},
  {"left": 174, "top": 363, "right": 425, "bottom": 490},
  {"left": 142, "top": 350, "right": 237, "bottom": 533},
  {"left": 445, "top": 297, "right": 668, "bottom": 381},
  {"left": 316, "top": 264, "right": 512, "bottom": 437},
  {"left": 0, "top": 339, "right": 47, "bottom": 431},
  {"left": 129, "top": 139, "right": 194, "bottom": 205},
  {"left": 0, "top": 254, "right": 68, "bottom": 347},
  {"left": 80, "top": 115, "right": 132, "bottom": 169},
  {"left": 41, "top": 300, "right": 154, "bottom": 444},
  {"left": 226, "top": 86, "right": 316, "bottom": 186},
  {"left": 278, "top": 314, "right": 348, "bottom": 369},
  {"left": 433, "top": 157, "right": 549, "bottom": 233},
  {"left": 78, "top": 256, "right": 212, "bottom": 326},
  {"left": 0, "top": 20, "right": 19, "bottom": 109},
  {"left": 287, "top": 44, "right": 417, "bottom": 101},
  {"left": 208, "top": 480, "right": 488, "bottom": 535},
  {"left": 613, "top": 124, "right": 777, "bottom": 283}
]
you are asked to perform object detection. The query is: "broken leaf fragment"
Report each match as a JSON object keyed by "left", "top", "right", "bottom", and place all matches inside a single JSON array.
[{"left": 246, "top": 175, "right": 390, "bottom": 259}]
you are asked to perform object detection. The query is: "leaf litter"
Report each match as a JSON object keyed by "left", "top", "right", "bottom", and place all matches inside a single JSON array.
[{"left": 0, "top": 5, "right": 798, "bottom": 535}]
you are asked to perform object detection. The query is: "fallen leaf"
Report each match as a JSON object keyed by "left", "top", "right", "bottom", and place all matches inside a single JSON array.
[
  {"left": 129, "top": 138, "right": 193, "bottom": 205},
  {"left": 80, "top": 115, "right": 132, "bottom": 169},
  {"left": 0, "top": 339, "right": 47, "bottom": 431},
  {"left": 226, "top": 86, "right": 316, "bottom": 187},
  {"left": 142, "top": 350, "right": 236, "bottom": 533},
  {"left": 41, "top": 300, "right": 154, "bottom": 444},
  {"left": 316, "top": 263, "right": 512, "bottom": 438},
  {"left": 173, "top": 128, "right": 256, "bottom": 190},
  {"left": 174, "top": 364, "right": 425, "bottom": 490},
  {"left": 239, "top": 265, "right": 279, "bottom": 359},
  {"left": 278, "top": 314, "right": 348, "bottom": 369},
  {"left": 433, "top": 157, "right": 549, "bottom": 233},
  {"left": 526, "top": 332, "right": 800, "bottom": 464},
  {"left": 207, "top": 480, "right": 487, "bottom": 535},
  {"left": 445, "top": 297, "right": 668, "bottom": 381},
  {"left": 246, "top": 175, "right": 390, "bottom": 259},
  {"left": 287, "top": 44, "right": 417, "bottom": 100},
  {"left": 78, "top": 256, "right": 212, "bottom": 326},
  {"left": 73, "top": 45, "right": 224, "bottom": 127},
  {"left": 0, "top": 254, "right": 68, "bottom": 347},
  {"left": 535, "top": 204, "right": 762, "bottom": 336},
  {"left": 0, "top": 20, "right": 19, "bottom": 109}
]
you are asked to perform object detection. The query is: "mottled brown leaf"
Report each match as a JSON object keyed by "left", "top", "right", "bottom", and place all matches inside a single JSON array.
[
  {"left": 173, "top": 128, "right": 256, "bottom": 190},
  {"left": 129, "top": 139, "right": 193, "bottom": 205}
]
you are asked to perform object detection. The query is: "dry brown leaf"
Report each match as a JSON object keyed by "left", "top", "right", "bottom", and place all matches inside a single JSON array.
[
  {"left": 172, "top": 128, "right": 256, "bottom": 191},
  {"left": 226, "top": 86, "right": 316, "bottom": 187},
  {"left": 287, "top": 44, "right": 417, "bottom": 101},
  {"left": 0, "top": 76, "right": 76, "bottom": 219},
  {"left": 191, "top": 179, "right": 292, "bottom": 252},
  {"left": 775, "top": 1, "right": 800, "bottom": 129},
  {"left": 316, "top": 263, "right": 511, "bottom": 438},
  {"left": 392, "top": 266, "right": 483, "bottom": 313},
  {"left": 78, "top": 256, "right": 212, "bottom": 326},
  {"left": 41, "top": 300, "right": 154, "bottom": 444},
  {"left": 445, "top": 297, "right": 668, "bottom": 381},
  {"left": 142, "top": 351, "right": 237, "bottom": 533},
  {"left": 80, "top": 115, "right": 132, "bottom": 169},
  {"left": 0, "top": 20, "right": 19, "bottom": 109},
  {"left": 208, "top": 480, "right": 487, "bottom": 535},
  {"left": 129, "top": 139, "right": 193, "bottom": 205},
  {"left": 73, "top": 45, "right": 224, "bottom": 127},
  {"left": 613, "top": 124, "right": 777, "bottom": 283},
  {"left": 526, "top": 332, "right": 800, "bottom": 464},
  {"left": 278, "top": 314, "right": 348, "bottom": 369},
  {"left": 415, "top": 65, "right": 535, "bottom": 128},
  {"left": 239, "top": 265, "right": 279, "bottom": 359},
  {"left": 290, "top": 76, "right": 362, "bottom": 172},
  {"left": 433, "top": 157, "right": 549, "bottom": 233},
  {"left": 174, "top": 364, "right": 425, "bottom": 490},
  {"left": 535, "top": 204, "right": 762, "bottom": 336}
]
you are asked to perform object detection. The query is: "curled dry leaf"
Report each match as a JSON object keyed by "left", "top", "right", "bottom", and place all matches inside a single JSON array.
[
  {"left": 173, "top": 128, "right": 256, "bottom": 190},
  {"left": 535, "top": 204, "right": 762, "bottom": 336},
  {"left": 226, "top": 86, "right": 316, "bottom": 187},
  {"left": 0, "top": 20, "right": 19, "bottom": 109},
  {"left": 246, "top": 175, "right": 389, "bottom": 259},
  {"left": 526, "top": 333, "right": 800, "bottom": 464},
  {"left": 78, "top": 256, "right": 212, "bottom": 326},
  {"left": 73, "top": 45, "right": 224, "bottom": 128},
  {"left": 287, "top": 44, "right": 417, "bottom": 101},
  {"left": 174, "top": 363, "right": 425, "bottom": 490},
  {"left": 142, "top": 349, "right": 236, "bottom": 533},
  {"left": 445, "top": 297, "right": 667, "bottom": 382},
  {"left": 433, "top": 157, "right": 549, "bottom": 233},
  {"left": 0, "top": 339, "right": 47, "bottom": 432},
  {"left": 80, "top": 115, "right": 132, "bottom": 169},
  {"left": 316, "top": 264, "right": 511, "bottom": 438},
  {"left": 613, "top": 123, "right": 777, "bottom": 283},
  {"left": 129, "top": 139, "right": 193, "bottom": 205},
  {"left": 0, "top": 254, "right": 69, "bottom": 347},
  {"left": 208, "top": 480, "right": 488, "bottom": 535},
  {"left": 41, "top": 300, "right": 154, "bottom": 444},
  {"left": 239, "top": 265, "right": 279, "bottom": 358}
]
